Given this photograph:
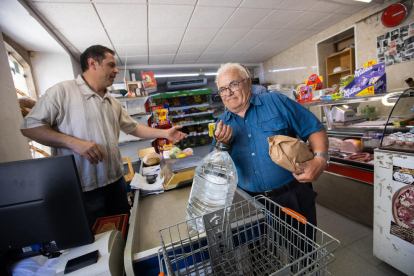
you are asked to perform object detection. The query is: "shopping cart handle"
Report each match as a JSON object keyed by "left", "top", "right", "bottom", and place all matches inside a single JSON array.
[{"left": 281, "top": 207, "right": 307, "bottom": 224}]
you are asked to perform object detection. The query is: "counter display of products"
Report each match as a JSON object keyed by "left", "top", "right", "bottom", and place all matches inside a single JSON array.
[
  {"left": 300, "top": 88, "right": 410, "bottom": 178},
  {"left": 300, "top": 88, "right": 412, "bottom": 230},
  {"left": 380, "top": 88, "right": 414, "bottom": 153}
]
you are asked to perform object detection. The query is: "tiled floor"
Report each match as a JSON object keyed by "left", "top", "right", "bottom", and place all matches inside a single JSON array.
[{"left": 316, "top": 203, "right": 407, "bottom": 276}]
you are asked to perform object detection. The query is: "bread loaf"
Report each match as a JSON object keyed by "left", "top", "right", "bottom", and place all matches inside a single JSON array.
[{"left": 143, "top": 152, "right": 161, "bottom": 166}]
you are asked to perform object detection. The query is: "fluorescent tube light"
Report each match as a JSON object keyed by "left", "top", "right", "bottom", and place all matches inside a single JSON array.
[
  {"left": 271, "top": 67, "right": 306, "bottom": 72},
  {"left": 354, "top": 0, "right": 371, "bottom": 3}
]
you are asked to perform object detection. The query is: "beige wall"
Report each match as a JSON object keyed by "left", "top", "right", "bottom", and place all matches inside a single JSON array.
[
  {"left": 263, "top": 0, "right": 414, "bottom": 91},
  {"left": 0, "top": 30, "right": 32, "bottom": 163}
]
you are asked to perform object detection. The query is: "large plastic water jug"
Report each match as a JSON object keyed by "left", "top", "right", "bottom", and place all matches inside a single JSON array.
[{"left": 185, "top": 141, "right": 238, "bottom": 233}]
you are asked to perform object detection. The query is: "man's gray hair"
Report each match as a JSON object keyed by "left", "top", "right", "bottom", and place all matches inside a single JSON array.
[{"left": 215, "top": 63, "right": 250, "bottom": 86}]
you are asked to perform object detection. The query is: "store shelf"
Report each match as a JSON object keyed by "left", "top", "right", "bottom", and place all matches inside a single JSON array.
[
  {"left": 131, "top": 112, "right": 151, "bottom": 117},
  {"left": 211, "top": 101, "right": 224, "bottom": 108},
  {"left": 171, "top": 110, "right": 214, "bottom": 119},
  {"left": 301, "top": 91, "right": 403, "bottom": 108},
  {"left": 169, "top": 103, "right": 209, "bottom": 111},
  {"left": 150, "top": 88, "right": 212, "bottom": 99},
  {"left": 328, "top": 69, "right": 351, "bottom": 76},
  {"left": 117, "top": 96, "right": 149, "bottom": 101},
  {"left": 213, "top": 109, "right": 225, "bottom": 119},
  {"left": 177, "top": 119, "right": 215, "bottom": 127},
  {"left": 185, "top": 131, "right": 209, "bottom": 137},
  {"left": 152, "top": 124, "right": 172, "bottom": 128}
]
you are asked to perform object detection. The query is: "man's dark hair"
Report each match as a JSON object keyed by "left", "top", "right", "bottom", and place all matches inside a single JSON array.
[{"left": 80, "top": 45, "right": 115, "bottom": 72}]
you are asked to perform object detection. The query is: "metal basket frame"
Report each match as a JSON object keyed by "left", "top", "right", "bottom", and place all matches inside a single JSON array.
[{"left": 158, "top": 195, "right": 340, "bottom": 276}]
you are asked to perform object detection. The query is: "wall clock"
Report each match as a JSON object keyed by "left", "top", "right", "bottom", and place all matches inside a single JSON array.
[{"left": 381, "top": 3, "right": 409, "bottom": 27}]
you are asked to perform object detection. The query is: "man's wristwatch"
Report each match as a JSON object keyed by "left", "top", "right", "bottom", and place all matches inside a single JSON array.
[{"left": 314, "top": 152, "right": 330, "bottom": 167}]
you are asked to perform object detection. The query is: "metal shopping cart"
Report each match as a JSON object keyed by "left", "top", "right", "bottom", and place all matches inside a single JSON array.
[{"left": 158, "top": 195, "right": 340, "bottom": 276}]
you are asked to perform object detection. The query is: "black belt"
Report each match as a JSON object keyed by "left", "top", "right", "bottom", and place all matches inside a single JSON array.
[{"left": 244, "top": 179, "right": 298, "bottom": 198}]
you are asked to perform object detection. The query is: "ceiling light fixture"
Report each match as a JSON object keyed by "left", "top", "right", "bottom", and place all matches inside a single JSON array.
[
  {"left": 381, "top": 92, "right": 399, "bottom": 106},
  {"left": 204, "top": 73, "right": 218, "bottom": 76},
  {"left": 354, "top": 0, "right": 371, "bottom": 3}
]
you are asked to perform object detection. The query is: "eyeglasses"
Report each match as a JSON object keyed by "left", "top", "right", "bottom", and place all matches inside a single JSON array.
[{"left": 219, "top": 78, "right": 246, "bottom": 97}]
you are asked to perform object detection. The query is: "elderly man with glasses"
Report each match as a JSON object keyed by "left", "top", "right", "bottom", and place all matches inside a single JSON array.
[{"left": 211, "top": 62, "right": 329, "bottom": 234}]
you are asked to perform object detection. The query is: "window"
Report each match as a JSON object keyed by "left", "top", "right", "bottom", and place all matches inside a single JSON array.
[{"left": 7, "top": 52, "right": 30, "bottom": 97}]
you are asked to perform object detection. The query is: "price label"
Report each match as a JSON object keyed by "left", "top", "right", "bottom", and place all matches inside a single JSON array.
[{"left": 363, "top": 60, "right": 376, "bottom": 67}]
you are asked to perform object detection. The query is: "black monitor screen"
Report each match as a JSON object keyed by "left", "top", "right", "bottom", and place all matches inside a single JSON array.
[{"left": 0, "top": 155, "right": 94, "bottom": 252}]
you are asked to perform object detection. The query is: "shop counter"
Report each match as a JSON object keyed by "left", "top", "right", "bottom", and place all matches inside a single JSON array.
[{"left": 124, "top": 184, "right": 252, "bottom": 276}]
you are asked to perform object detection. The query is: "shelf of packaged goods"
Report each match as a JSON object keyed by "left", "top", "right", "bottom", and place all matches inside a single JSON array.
[
  {"left": 152, "top": 124, "right": 172, "bottom": 128},
  {"left": 210, "top": 101, "right": 224, "bottom": 108},
  {"left": 130, "top": 112, "right": 151, "bottom": 117},
  {"left": 149, "top": 88, "right": 212, "bottom": 99},
  {"left": 300, "top": 90, "right": 403, "bottom": 108},
  {"left": 171, "top": 110, "right": 214, "bottom": 119},
  {"left": 175, "top": 119, "right": 215, "bottom": 127},
  {"left": 328, "top": 69, "right": 351, "bottom": 76},
  {"left": 185, "top": 131, "right": 209, "bottom": 137},
  {"left": 168, "top": 103, "right": 210, "bottom": 111},
  {"left": 116, "top": 96, "right": 149, "bottom": 101}
]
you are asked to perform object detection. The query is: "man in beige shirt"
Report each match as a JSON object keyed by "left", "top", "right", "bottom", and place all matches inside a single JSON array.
[{"left": 21, "top": 45, "right": 186, "bottom": 224}]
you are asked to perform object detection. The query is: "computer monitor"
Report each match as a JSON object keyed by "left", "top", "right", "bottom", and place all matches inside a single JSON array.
[{"left": 0, "top": 155, "right": 94, "bottom": 255}]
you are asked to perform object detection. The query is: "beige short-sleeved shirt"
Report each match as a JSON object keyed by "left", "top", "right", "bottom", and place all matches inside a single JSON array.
[{"left": 21, "top": 75, "right": 138, "bottom": 192}]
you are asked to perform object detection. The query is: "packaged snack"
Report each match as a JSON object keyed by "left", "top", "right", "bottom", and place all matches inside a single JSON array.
[
  {"left": 187, "top": 96, "right": 195, "bottom": 105},
  {"left": 180, "top": 97, "right": 187, "bottom": 106},
  {"left": 173, "top": 97, "right": 181, "bottom": 107},
  {"left": 194, "top": 95, "right": 202, "bottom": 104},
  {"left": 200, "top": 94, "right": 208, "bottom": 103},
  {"left": 339, "top": 75, "right": 354, "bottom": 91}
]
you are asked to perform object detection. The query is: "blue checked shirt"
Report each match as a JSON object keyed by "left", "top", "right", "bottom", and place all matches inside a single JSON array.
[{"left": 211, "top": 93, "right": 324, "bottom": 193}]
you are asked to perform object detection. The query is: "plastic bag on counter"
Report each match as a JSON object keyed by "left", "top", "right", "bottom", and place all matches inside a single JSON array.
[
  {"left": 168, "top": 147, "right": 182, "bottom": 159},
  {"left": 182, "top": 148, "right": 193, "bottom": 156},
  {"left": 143, "top": 152, "right": 161, "bottom": 166},
  {"left": 267, "top": 135, "right": 314, "bottom": 174}
]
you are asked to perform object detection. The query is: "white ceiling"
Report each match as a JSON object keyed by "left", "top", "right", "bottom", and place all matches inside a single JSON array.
[{"left": 24, "top": 0, "right": 374, "bottom": 68}]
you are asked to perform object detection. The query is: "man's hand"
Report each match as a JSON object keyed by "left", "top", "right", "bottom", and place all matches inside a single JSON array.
[
  {"left": 71, "top": 140, "right": 106, "bottom": 164},
  {"left": 165, "top": 126, "right": 187, "bottom": 143},
  {"left": 293, "top": 156, "right": 327, "bottom": 183},
  {"left": 214, "top": 120, "right": 233, "bottom": 144}
]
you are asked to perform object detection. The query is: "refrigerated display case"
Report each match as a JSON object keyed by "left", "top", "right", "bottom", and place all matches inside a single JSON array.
[
  {"left": 373, "top": 88, "right": 414, "bottom": 275},
  {"left": 300, "top": 88, "right": 409, "bottom": 227}
]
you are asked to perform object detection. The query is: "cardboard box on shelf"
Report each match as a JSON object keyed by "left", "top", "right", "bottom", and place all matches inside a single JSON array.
[
  {"left": 343, "top": 62, "right": 386, "bottom": 97},
  {"left": 141, "top": 71, "right": 157, "bottom": 93}
]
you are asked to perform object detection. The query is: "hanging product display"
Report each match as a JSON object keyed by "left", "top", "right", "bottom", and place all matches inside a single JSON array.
[{"left": 343, "top": 62, "right": 387, "bottom": 97}]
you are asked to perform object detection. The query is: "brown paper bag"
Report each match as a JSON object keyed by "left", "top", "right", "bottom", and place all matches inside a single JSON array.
[{"left": 267, "top": 135, "right": 314, "bottom": 174}]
